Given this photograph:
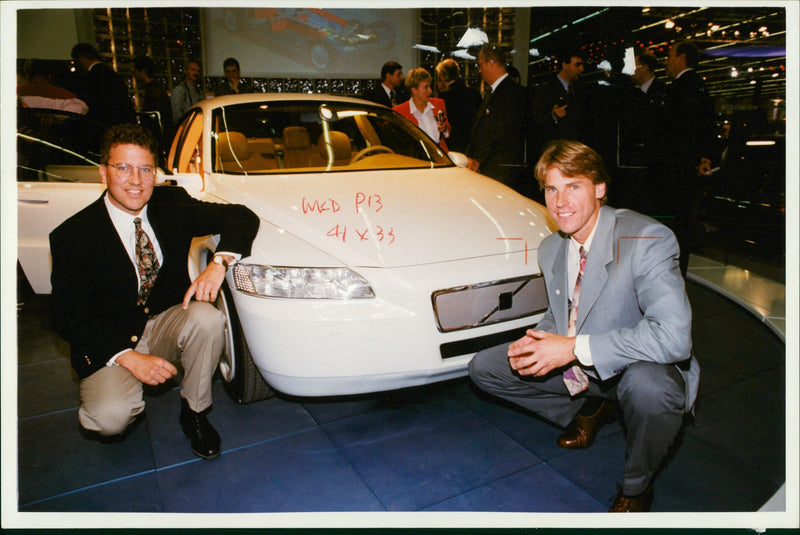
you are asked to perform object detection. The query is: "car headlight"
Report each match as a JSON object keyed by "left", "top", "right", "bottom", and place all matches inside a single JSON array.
[{"left": 233, "top": 263, "right": 375, "bottom": 299}]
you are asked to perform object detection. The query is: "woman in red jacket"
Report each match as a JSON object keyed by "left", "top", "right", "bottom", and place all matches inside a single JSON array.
[{"left": 393, "top": 68, "right": 451, "bottom": 152}]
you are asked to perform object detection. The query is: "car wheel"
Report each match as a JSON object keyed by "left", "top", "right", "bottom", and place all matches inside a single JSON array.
[{"left": 217, "top": 282, "right": 274, "bottom": 404}]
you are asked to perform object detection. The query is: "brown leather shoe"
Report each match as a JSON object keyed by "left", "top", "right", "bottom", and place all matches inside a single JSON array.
[
  {"left": 557, "top": 400, "right": 616, "bottom": 449},
  {"left": 609, "top": 486, "right": 654, "bottom": 512}
]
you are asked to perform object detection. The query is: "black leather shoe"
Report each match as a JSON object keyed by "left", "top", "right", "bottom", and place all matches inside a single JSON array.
[
  {"left": 180, "top": 399, "right": 221, "bottom": 459},
  {"left": 609, "top": 485, "right": 654, "bottom": 512}
]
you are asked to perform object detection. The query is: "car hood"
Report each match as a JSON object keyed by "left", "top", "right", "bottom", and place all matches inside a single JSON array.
[{"left": 210, "top": 167, "right": 553, "bottom": 268}]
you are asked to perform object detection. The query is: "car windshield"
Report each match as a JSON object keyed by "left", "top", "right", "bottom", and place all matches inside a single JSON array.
[
  {"left": 17, "top": 109, "right": 103, "bottom": 183},
  {"left": 211, "top": 100, "right": 453, "bottom": 174}
]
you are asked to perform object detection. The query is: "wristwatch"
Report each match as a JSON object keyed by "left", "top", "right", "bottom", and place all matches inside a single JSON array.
[{"left": 212, "top": 254, "right": 230, "bottom": 271}]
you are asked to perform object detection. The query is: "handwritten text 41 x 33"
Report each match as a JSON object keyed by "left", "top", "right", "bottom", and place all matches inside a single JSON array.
[{"left": 302, "top": 193, "right": 396, "bottom": 245}]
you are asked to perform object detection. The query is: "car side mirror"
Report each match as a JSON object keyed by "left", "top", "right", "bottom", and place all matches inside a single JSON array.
[{"left": 448, "top": 151, "right": 469, "bottom": 168}]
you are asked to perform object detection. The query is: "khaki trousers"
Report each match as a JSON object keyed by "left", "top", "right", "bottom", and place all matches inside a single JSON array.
[{"left": 78, "top": 302, "right": 225, "bottom": 436}]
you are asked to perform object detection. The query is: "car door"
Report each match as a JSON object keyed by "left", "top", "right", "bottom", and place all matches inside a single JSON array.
[{"left": 17, "top": 109, "right": 105, "bottom": 294}]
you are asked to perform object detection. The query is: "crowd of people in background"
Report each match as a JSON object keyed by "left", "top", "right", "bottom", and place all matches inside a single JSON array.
[
  {"left": 360, "top": 42, "right": 718, "bottom": 254},
  {"left": 18, "top": 39, "right": 719, "bottom": 270}
]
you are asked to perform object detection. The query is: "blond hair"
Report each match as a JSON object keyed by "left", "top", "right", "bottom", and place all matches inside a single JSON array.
[
  {"left": 535, "top": 140, "right": 611, "bottom": 204},
  {"left": 405, "top": 67, "right": 432, "bottom": 89}
]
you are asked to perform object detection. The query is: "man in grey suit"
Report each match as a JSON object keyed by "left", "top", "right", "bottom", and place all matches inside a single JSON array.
[{"left": 469, "top": 139, "right": 699, "bottom": 512}]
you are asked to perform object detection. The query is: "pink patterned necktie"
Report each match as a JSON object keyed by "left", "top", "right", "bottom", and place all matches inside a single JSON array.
[
  {"left": 134, "top": 217, "right": 159, "bottom": 306},
  {"left": 564, "top": 245, "right": 590, "bottom": 395}
]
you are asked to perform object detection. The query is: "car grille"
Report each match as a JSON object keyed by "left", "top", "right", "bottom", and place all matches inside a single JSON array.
[{"left": 431, "top": 274, "right": 548, "bottom": 333}]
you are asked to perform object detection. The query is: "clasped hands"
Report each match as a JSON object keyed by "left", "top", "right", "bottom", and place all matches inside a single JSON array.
[{"left": 507, "top": 329, "right": 577, "bottom": 377}]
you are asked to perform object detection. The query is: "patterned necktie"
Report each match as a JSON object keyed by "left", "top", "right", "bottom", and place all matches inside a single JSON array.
[
  {"left": 134, "top": 217, "right": 160, "bottom": 306},
  {"left": 390, "top": 89, "right": 397, "bottom": 107},
  {"left": 564, "top": 246, "right": 590, "bottom": 395}
]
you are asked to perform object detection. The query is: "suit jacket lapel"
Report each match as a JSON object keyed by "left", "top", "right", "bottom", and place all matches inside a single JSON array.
[
  {"left": 547, "top": 236, "right": 570, "bottom": 334},
  {"left": 90, "top": 192, "right": 141, "bottom": 293},
  {"left": 145, "top": 188, "right": 172, "bottom": 270},
  {"left": 575, "top": 206, "right": 614, "bottom": 333}
]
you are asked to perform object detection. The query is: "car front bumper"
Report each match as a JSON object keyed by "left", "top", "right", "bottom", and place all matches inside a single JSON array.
[{"left": 231, "top": 252, "right": 545, "bottom": 397}]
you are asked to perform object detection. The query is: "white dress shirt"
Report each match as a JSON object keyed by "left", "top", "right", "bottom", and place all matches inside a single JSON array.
[{"left": 410, "top": 101, "right": 440, "bottom": 143}]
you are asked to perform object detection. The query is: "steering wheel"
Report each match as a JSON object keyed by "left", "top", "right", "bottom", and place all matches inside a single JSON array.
[{"left": 350, "top": 144, "right": 394, "bottom": 163}]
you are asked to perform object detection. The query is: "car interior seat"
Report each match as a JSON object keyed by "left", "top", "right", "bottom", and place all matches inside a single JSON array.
[
  {"left": 312, "top": 131, "right": 353, "bottom": 167},
  {"left": 217, "top": 131, "right": 269, "bottom": 172},
  {"left": 247, "top": 137, "right": 279, "bottom": 169},
  {"left": 281, "top": 126, "right": 312, "bottom": 169}
]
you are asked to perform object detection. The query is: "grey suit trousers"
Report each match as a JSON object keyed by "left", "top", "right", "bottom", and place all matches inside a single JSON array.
[
  {"left": 78, "top": 301, "right": 225, "bottom": 436},
  {"left": 469, "top": 342, "right": 686, "bottom": 495}
]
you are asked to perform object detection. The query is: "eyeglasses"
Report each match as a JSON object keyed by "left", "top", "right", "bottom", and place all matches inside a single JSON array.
[{"left": 107, "top": 163, "right": 156, "bottom": 179}]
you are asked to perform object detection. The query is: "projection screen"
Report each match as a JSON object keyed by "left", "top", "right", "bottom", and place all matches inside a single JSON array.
[{"left": 203, "top": 7, "right": 418, "bottom": 79}]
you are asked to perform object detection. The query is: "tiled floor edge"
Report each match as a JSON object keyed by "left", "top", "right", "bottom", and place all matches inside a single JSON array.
[{"left": 687, "top": 256, "right": 786, "bottom": 342}]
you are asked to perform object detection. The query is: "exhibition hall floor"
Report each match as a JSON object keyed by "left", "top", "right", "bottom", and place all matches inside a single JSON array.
[{"left": 15, "top": 253, "right": 786, "bottom": 516}]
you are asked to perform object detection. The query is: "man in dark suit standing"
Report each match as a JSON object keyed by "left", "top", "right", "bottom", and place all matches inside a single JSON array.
[
  {"left": 362, "top": 61, "right": 408, "bottom": 108},
  {"left": 70, "top": 43, "right": 136, "bottom": 128},
  {"left": 435, "top": 58, "right": 481, "bottom": 154},
  {"left": 663, "top": 41, "right": 717, "bottom": 275},
  {"left": 470, "top": 140, "right": 699, "bottom": 512},
  {"left": 50, "top": 124, "right": 260, "bottom": 459},
  {"left": 616, "top": 51, "right": 669, "bottom": 214},
  {"left": 531, "top": 48, "right": 587, "bottom": 158},
  {"left": 465, "top": 44, "right": 528, "bottom": 191}
]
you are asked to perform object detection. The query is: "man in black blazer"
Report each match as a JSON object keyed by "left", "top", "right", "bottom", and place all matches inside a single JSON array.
[
  {"left": 70, "top": 43, "right": 136, "bottom": 128},
  {"left": 663, "top": 41, "right": 717, "bottom": 275},
  {"left": 616, "top": 51, "right": 669, "bottom": 213},
  {"left": 362, "top": 61, "right": 408, "bottom": 107},
  {"left": 435, "top": 58, "right": 481, "bottom": 154},
  {"left": 50, "top": 124, "right": 260, "bottom": 459},
  {"left": 531, "top": 48, "right": 588, "bottom": 159},
  {"left": 465, "top": 44, "right": 528, "bottom": 191}
]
